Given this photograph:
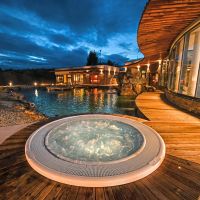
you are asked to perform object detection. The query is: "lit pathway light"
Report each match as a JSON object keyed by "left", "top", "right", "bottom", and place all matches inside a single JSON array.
[{"left": 9, "top": 81, "right": 13, "bottom": 87}]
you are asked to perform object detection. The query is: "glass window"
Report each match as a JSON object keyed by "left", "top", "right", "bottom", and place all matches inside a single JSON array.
[
  {"left": 166, "top": 39, "right": 184, "bottom": 92},
  {"left": 166, "top": 24, "right": 200, "bottom": 97},
  {"left": 173, "top": 39, "right": 184, "bottom": 92},
  {"left": 160, "top": 60, "right": 169, "bottom": 87},
  {"left": 79, "top": 74, "right": 83, "bottom": 83},
  {"left": 196, "top": 66, "right": 200, "bottom": 97},
  {"left": 179, "top": 32, "right": 195, "bottom": 95},
  {"left": 168, "top": 48, "right": 176, "bottom": 90},
  {"left": 189, "top": 27, "right": 200, "bottom": 97},
  {"left": 178, "top": 26, "right": 200, "bottom": 97},
  {"left": 56, "top": 75, "right": 64, "bottom": 83}
]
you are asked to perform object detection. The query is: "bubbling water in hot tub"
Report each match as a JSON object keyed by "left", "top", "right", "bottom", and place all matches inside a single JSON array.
[{"left": 45, "top": 119, "right": 144, "bottom": 163}]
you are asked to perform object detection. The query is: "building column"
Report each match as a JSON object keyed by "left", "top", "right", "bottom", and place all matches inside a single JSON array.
[
  {"left": 188, "top": 31, "right": 200, "bottom": 96},
  {"left": 63, "top": 74, "right": 67, "bottom": 84},
  {"left": 146, "top": 64, "right": 150, "bottom": 86},
  {"left": 157, "top": 60, "right": 162, "bottom": 86}
]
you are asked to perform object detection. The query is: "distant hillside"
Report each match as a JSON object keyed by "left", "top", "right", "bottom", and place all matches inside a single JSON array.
[{"left": 0, "top": 69, "right": 55, "bottom": 85}]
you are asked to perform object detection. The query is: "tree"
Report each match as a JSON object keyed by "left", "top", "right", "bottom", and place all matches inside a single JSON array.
[
  {"left": 107, "top": 60, "right": 115, "bottom": 66},
  {"left": 86, "top": 51, "right": 98, "bottom": 66}
]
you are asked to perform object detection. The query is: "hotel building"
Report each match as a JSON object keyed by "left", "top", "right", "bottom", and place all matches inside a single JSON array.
[{"left": 55, "top": 65, "right": 119, "bottom": 86}]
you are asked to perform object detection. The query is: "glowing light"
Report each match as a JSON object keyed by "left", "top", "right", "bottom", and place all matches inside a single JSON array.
[
  {"left": 137, "top": 65, "right": 140, "bottom": 71},
  {"left": 34, "top": 82, "right": 38, "bottom": 86},
  {"left": 100, "top": 69, "right": 103, "bottom": 75},
  {"left": 113, "top": 69, "right": 116, "bottom": 75},
  {"left": 158, "top": 60, "right": 162, "bottom": 73},
  {"left": 147, "top": 63, "right": 150, "bottom": 72},
  {"left": 157, "top": 59, "right": 162, "bottom": 65},
  {"left": 108, "top": 68, "right": 111, "bottom": 75},
  {"left": 9, "top": 81, "right": 13, "bottom": 87}
]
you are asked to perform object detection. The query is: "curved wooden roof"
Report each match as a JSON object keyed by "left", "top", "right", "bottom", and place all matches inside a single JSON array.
[{"left": 138, "top": 0, "right": 200, "bottom": 64}]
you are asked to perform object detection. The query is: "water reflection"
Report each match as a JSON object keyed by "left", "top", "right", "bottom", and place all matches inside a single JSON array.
[
  {"left": 34, "top": 89, "right": 38, "bottom": 97},
  {"left": 22, "top": 88, "right": 136, "bottom": 117}
]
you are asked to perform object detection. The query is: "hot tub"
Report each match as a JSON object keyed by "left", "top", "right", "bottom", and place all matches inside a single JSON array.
[{"left": 25, "top": 114, "right": 165, "bottom": 187}]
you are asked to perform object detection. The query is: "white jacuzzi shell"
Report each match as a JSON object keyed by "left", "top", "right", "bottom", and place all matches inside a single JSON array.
[{"left": 25, "top": 114, "right": 165, "bottom": 187}]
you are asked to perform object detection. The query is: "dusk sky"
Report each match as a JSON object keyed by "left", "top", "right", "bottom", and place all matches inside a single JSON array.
[{"left": 0, "top": 0, "right": 147, "bottom": 69}]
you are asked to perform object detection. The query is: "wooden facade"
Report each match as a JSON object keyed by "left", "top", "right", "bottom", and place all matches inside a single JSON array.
[
  {"left": 126, "top": 0, "right": 200, "bottom": 91},
  {"left": 137, "top": 0, "right": 200, "bottom": 64}
]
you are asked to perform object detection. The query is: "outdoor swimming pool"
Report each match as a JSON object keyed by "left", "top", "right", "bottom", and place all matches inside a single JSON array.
[{"left": 21, "top": 88, "right": 137, "bottom": 117}]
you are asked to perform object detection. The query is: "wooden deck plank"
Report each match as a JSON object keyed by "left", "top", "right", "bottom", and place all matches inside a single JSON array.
[
  {"left": 95, "top": 188, "right": 105, "bottom": 200},
  {"left": 34, "top": 182, "right": 58, "bottom": 200},
  {"left": 0, "top": 93, "right": 200, "bottom": 199},
  {"left": 0, "top": 129, "right": 199, "bottom": 200},
  {"left": 136, "top": 92, "right": 200, "bottom": 164},
  {"left": 136, "top": 92, "right": 200, "bottom": 121}
]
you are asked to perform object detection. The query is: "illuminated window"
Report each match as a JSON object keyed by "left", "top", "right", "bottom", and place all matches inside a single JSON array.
[
  {"left": 168, "top": 24, "right": 200, "bottom": 97},
  {"left": 56, "top": 75, "right": 64, "bottom": 83},
  {"left": 170, "top": 39, "right": 184, "bottom": 92},
  {"left": 179, "top": 32, "right": 195, "bottom": 95}
]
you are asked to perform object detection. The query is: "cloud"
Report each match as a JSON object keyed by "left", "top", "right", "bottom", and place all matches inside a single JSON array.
[
  {"left": 104, "top": 54, "right": 128, "bottom": 65},
  {"left": 0, "top": 0, "right": 147, "bottom": 69}
]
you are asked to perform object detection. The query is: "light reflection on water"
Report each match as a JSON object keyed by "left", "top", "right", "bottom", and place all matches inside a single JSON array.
[
  {"left": 22, "top": 88, "right": 136, "bottom": 117},
  {"left": 34, "top": 89, "right": 38, "bottom": 97}
]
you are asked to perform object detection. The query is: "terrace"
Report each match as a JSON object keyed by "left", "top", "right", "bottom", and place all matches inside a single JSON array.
[
  {"left": 0, "top": 0, "right": 200, "bottom": 199},
  {"left": 0, "top": 92, "right": 200, "bottom": 199}
]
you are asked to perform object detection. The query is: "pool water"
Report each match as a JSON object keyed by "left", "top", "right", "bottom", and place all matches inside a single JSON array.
[
  {"left": 45, "top": 118, "right": 144, "bottom": 162},
  {"left": 21, "top": 88, "right": 137, "bottom": 117}
]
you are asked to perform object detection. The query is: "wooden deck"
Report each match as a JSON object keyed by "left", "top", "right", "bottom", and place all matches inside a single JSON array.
[
  {"left": 136, "top": 92, "right": 200, "bottom": 164},
  {"left": 0, "top": 93, "right": 200, "bottom": 199}
]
